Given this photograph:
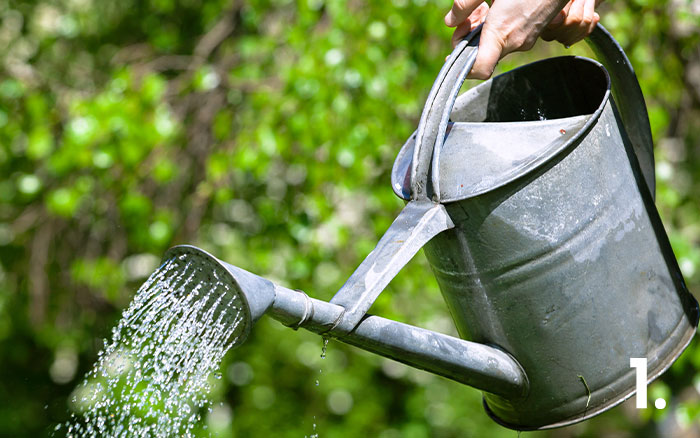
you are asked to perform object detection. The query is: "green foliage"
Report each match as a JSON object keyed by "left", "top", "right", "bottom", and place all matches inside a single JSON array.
[{"left": 0, "top": 0, "right": 699, "bottom": 437}]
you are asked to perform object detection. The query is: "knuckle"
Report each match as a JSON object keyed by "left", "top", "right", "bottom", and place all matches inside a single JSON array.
[
  {"left": 521, "top": 37, "right": 537, "bottom": 51},
  {"left": 568, "top": 10, "right": 583, "bottom": 23},
  {"left": 508, "top": 32, "right": 535, "bottom": 51}
]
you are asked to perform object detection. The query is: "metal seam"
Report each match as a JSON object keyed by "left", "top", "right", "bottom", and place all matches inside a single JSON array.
[{"left": 290, "top": 289, "right": 313, "bottom": 330}]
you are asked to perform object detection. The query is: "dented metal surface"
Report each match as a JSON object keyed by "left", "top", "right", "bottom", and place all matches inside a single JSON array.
[{"left": 422, "top": 100, "right": 698, "bottom": 428}]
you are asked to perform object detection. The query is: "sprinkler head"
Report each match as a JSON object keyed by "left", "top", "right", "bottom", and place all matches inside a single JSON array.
[{"left": 162, "top": 245, "right": 276, "bottom": 348}]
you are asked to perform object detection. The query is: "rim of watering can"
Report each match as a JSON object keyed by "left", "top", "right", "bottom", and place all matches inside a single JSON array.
[
  {"left": 391, "top": 55, "right": 612, "bottom": 204},
  {"left": 162, "top": 244, "right": 253, "bottom": 347}
]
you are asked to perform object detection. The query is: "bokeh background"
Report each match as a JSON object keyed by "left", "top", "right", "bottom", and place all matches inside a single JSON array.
[{"left": 0, "top": 0, "right": 699, "bottom": 436}]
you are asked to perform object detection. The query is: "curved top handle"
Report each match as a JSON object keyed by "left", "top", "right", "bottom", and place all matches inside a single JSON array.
[
  {"left": 410, "top": 23, "right": 655, "bottom": 203},
  {"left": 410, "top": 27, "right": 480, "bottom": 201}
]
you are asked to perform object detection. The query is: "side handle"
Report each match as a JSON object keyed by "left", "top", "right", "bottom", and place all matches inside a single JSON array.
[{"left": 328, "top": 201, "right": 454, "bottom": 334}]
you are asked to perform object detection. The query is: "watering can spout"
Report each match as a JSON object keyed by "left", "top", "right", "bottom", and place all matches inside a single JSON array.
[{"left": 163, "top": 245, "right": 529, "bottom": 400}]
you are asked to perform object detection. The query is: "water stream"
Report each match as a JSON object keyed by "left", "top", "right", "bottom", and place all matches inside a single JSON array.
[
  {"left": 57, "top": 253, "right": 246, "bottom": 438},
  {"left": 307, "top": 337, "right": 329, "bottom": 438}
]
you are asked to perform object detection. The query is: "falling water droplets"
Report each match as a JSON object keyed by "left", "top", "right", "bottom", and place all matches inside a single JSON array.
[
  {"left": 307, "top": 337, "right": 330, "bottom": 437},
  {"left": 320, "top": 336, "right": 329, "bottom": 359},
  {"left": 58, "top": 254, "right": 247, "bottom": 438},
  {"left": 309, "top": 415, "right": 318, "bottom": 438}
]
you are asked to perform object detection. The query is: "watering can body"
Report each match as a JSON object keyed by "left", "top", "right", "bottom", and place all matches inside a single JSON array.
[
  {"left": 391, "top": 57, "right": 697, "bottom": 428},
  {"left": 163, "top": 25, "right": 698, "bottom": 430},
  {"left": 422, "top": 129, "right": 698, "bottom": 428},
  {"left": 383, "top": 26, "right": 698, "bottom": 428}
]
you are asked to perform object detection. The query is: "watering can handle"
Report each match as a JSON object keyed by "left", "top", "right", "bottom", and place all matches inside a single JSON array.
[
  {"left": 410, "top": 23, "right": 656, "bottom": 202},
  {"left": 585, "top": 24, "right": 655, "bottom": 197},
  {"left": 327, "top": 31, "right": 480, "bottom": 332},
  {"left": 410, "top": 27, "right": 481, "bottom": 201}
]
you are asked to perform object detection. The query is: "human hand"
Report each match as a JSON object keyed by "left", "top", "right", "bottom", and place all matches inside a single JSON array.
[
  {"left": 540, "top": 0, "right": 603, "bottom": 47},
  {"left": 445, "top": 0, "right": 603, "bottom": 79}
]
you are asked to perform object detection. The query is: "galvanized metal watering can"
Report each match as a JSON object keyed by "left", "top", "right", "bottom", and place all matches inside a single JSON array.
[{"left": 164, "top": 24, "right": 698, "bottom": 429}]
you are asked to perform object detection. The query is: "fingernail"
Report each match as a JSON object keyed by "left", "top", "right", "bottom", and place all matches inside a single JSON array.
[{"left": 445, "top": 11, "right": 455, "bottom": 26}]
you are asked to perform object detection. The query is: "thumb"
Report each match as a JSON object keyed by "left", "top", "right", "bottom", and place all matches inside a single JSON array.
[{"left": 468, "top": 26, "right": 504, "bottom": 79}]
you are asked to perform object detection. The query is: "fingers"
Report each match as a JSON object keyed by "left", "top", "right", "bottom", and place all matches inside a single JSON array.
[
  {"left": 541, "top": 0, "right": 600, "bottom": 46},
  {"left": 451, "top": 22, "right": 474, "bottom": 48},
  {"left": 466, "top": 0, "right": 545, "bottom": 79},
  {"left": 585, "top": 0, "right": 600, "bottom": 34},
  {"left": 449, "top": 3, "right": 489, "bottom": 48},
  {"left": 445, "top": 0, "right": 484, "bottom": 27},
  {"left": 541, "top": 0, "right": 572, "bottom": 41},
  {"left": 565, "top": 0, "right": 599, "bottom": 44},
  {"left": 468, "top": 25, "right": 506, "bottom": 80},
  {"left": 444, "top": 0, "right": 603, "bottom": 79}
]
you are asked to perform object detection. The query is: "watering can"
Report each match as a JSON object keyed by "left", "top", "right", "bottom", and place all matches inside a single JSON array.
[{"left": 163, "top": 24, "right": 698, "bottom": 429}]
